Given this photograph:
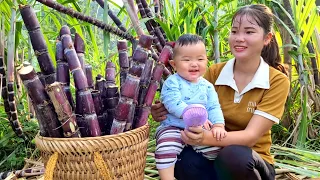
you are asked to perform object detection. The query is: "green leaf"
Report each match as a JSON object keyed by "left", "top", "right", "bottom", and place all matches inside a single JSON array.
[
  {"left": 14, "top": 21, "right": 22, "bottom": 51},
  {"left": 275, "top": 163, "right": 320, "bottom": 177}
]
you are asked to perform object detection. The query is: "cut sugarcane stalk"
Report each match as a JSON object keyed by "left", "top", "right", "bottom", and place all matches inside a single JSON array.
[
  {"left": 55, "top": 39, "right": 74, "bottom": 109},
  {"left": 134, "top": 42, "right": 175, "bottom": 128},
  {"left": 20, "top": 5, "right": 56, "bottom": 85},
  {"left": 111, "top": 35, "right": 153, "bottom": 134},
  {"left": 60, "top": 25, "right": 101, "bottom": 137},
  {"left": 92, "top": 90, "right": 108, "bottom": 135},
  {"left": 18, "top": 65, "right": 62, "bottom": 137},
  {"left": 85, "top": 64, "right": 94, "bottom": 89},
  {"left": 117, "top": 40, "right": 130, "bottom": 86},
  {"left": 46, "top": 82, "right": 81, "bottom": 138},
  {"left": 74, "top": 33, "right": 85, "bottom": 73}
]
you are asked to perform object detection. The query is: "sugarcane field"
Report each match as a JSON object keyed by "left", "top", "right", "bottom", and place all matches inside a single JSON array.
[{"left": 0, "top": 0, "right": 319, "bottom": 179}]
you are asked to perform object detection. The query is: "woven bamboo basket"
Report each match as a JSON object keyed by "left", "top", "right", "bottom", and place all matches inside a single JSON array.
[{"left": 35, "top": 124, "right": 149, "bottom": 180}]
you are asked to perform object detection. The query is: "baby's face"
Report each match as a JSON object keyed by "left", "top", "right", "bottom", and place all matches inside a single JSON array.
[{"left": 170, "top": 42, "right": 208, "bottom": 83}]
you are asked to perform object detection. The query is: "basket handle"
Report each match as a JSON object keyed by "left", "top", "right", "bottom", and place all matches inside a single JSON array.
[
  {"left": 94, "top": 152, "right": 112, "bottom": 179},
  {"left": 44, "top": 152, "right": 112, "bottom": 180},
  {"left": 44, "top": 152, "right": 59, "bottom": 180}
]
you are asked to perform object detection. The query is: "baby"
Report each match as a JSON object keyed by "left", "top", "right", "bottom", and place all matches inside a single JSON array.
[{"left": 155, "top": 34, "right": 227, "bottom": 180}]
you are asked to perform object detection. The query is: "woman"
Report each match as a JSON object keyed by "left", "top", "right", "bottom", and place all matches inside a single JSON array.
[{"left": 151, "top": 4, "right": 290, "bottom": 180}]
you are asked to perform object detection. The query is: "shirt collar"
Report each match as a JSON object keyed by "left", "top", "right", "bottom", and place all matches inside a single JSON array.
[{"left": 215, "top": 57, "right": 270, "bottom": 95}]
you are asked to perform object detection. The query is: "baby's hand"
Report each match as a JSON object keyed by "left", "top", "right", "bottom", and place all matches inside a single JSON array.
[
  {"left": 211, "top": 125, "right": 227, "bottom": 141},
  {"left": 203, "top": 120, "right": 213, "bottom": 130}
]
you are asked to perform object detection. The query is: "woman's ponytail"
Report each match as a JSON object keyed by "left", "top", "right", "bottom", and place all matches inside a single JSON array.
[{"left": 261, "top": 35, "right": 288, "bottom": 76}]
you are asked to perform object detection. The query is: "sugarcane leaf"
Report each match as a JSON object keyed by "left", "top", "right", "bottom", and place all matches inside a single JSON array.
[
  {"left": 281, "top": 44, "right": 298, "bottom": 49},
  {"left": 275, "top": 162, "right": 320, "bottom": 177},
  {"left": 273, "top": 146, "right": 320, "bottom": 161},
  {"left": 269, "top": 0, "right": 295, "bottom": 27},
  {"left": 48, "top": 11, "right": 62, "bottom": 31},
  {"left": 85, "top": 25, "right": 99, "bottom": 62},
  {"left": 297, "top": 0, "right": 315, "bottom": 32},
  {"left": 14, "top": 21, "right": 22, "bottom": 51},
  {"left": 272, "top": 15, "right": 297, "bottom": 45},
  {"left": 301, "top": 10, "right": 318, "bottom": 48},
  {"left": 278, "top": 159, "right": 320, "bottom": 172},
  {"left": 4, "top": 0, "right": 14, "bottom": 7},
  {"left": 155, "top": 19, "right": 174, "bottom": 41},
  {"left": 17, "top": 0, "right": 27, "bottom": 4}
]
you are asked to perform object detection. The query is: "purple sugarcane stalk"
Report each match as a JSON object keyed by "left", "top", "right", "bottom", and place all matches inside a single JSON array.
[
  {"left": 102, "top": 61, "right": 119, "bottom": 134},
  {"left": 61, "top": 26, "right": 101, "bottom": 137},
  {"left": 135, "top": 0, "right": 163, "bottom": 52},
  {"left": 74, "top": 33, "right": 85, "bottom": 73},
  {"left": 85, "top": 64, "right": 94, "bottom": 89},
  {"left": 138, "top": 0, "right": 167, "bottom": 46},
  {"left": 134, "top": 42, "right": 175, "bottom": 128},
  {"left": 111, "top": 35, "right": 153, "bottom": 134},
  {"left": 18, "top": 65, "right": 62, "bottom": 137},
  {"left": 35, "top": 0, "right": 134, "bottom": 42},
  {"left": 55, "top": 39, "right": 74, "bottom": 110},
  {"left": 7, "top": 2, "right": 27, "bottom": 140},
  {"left": 95, "top": 0, "right": 127, "bottom": 32},
  {"left": 117, "top": 40, "right": 130, "bottom": 87},
  {"left": 0, "top": 16, "right": 11, "bottom": 123},
  {"left": 46, "top": 82, "right": 81, "bottom": 138},
  {"left": 154, "top": 0, "right": 160, "bottom": 17},
  {"left": 20, "top": 5, "right": 56, "bottom": 85}
]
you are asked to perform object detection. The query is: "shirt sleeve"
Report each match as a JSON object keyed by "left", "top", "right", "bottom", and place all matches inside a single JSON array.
[
  {"left": 206, "top": 83, "right": 225, "bottom": 124},
  {"left": 161, "top": 76, "right": 188, "bottom": 118},
  {"left": 254, "top": 74, "right": 290, "bottom": 124}
]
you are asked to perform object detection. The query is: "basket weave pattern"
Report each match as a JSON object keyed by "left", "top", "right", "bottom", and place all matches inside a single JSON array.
[{"left": 35, "top": 124, "right": 149, "bottom": 180}]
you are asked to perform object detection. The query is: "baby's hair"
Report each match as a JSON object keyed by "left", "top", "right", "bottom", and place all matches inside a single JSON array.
[
  {"left": 173, "top": 34, "right": 205, "bottom": 58},
  {"left": 176, "top": 34, "right": 204, "bottom": 46}
]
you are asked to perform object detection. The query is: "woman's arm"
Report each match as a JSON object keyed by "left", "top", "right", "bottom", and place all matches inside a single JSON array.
[
  {"left": 151, "top": 100, "right": 168, "bottom": 122},
  {"left": 182, "top": 72, "right": 290, "bottom": 147},
  {"left": 181, "top": 114, "right": 274, "bottom": 147}
]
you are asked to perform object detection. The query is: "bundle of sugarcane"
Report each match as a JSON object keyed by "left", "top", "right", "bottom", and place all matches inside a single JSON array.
[
  {"left": 18, "top": 65, "right": 62, "bottom": 137},
  {"left": 60, "top": 25, "right": 101, "bottom": 137},
  {"left": 18, "top": 3, "right": 175, "bottom": 139},
  {"left": 110, "top": 34, "right": 154, "bottom": 134},
  {"left": 20, "top": 5, "right": 64, "bottom": 138},
  {"left": 135, "top": 42, "right": 175, "bottom": 128}
]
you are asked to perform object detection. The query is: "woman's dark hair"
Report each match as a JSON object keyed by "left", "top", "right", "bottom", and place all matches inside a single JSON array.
[{"left": 232, "top": 4, "right": 288, "bottom": 76}]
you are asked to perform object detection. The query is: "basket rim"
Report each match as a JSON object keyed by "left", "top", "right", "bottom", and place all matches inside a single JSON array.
[{"left": 36, "top": 123, "right": 149, "bottom": 142}]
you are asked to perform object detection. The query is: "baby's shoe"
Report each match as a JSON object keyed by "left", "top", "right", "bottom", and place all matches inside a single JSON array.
[{"left": 182, "top": 104, "right": 208, "bottom": 128}]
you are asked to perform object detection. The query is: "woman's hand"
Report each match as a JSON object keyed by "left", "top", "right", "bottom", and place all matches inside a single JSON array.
[
  {"left": 181, "top": 126, "right": 208, "bottom": 146},
  {"left": 151, "top": 100, "right": 168, "bottom": 122}
]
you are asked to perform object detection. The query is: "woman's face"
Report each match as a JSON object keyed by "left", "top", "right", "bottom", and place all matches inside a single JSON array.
[{"left": 228, "top": 15, "right": 272, "bottom": 61}]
